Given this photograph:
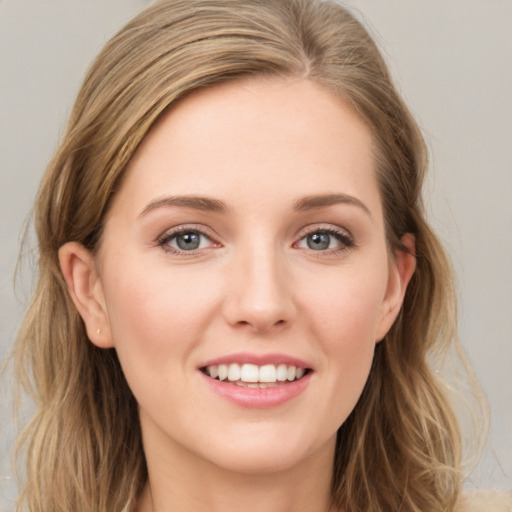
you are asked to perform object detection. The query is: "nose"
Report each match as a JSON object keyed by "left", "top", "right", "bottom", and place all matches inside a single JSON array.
[{"left": 222, "top": 240, "right": 296, "bottom": 333}]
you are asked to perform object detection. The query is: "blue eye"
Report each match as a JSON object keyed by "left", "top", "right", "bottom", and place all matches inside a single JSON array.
[
  {"left": 306, "top": 232, "right": 331, "bottom": 250},
  {"left": 174, "top": 231, "right": 202, "bottom": 250},
  {"left": 297, "top": 228, "right": 353, "bottom": 252},
  {"left": 159, "top": 228, "right": 214, "bottom": 253}
]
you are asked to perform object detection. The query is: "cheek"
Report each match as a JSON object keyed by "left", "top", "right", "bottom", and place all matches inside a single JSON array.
[
  {"left": 305, "top": 265, "right": 388, "bottom": 344},
  {"left": 301, "top": 266, "right": 388, "bottom": 408},
  {"left": 100, "top": 258, "right": 221, "bottom": 387}
]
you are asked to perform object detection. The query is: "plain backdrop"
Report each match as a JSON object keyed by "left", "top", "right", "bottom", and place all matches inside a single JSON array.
[{"left": 1, "top": 0, "right": 511, "bottom": 507}]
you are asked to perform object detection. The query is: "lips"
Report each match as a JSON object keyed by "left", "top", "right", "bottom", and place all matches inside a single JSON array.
[{"left": 198, "top": 353, "right": 313, "bottom": 407}]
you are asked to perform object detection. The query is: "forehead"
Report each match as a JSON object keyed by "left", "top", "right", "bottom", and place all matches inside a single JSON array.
[{"left": 110, "top": 77, "right": 381, "bottom": 221}]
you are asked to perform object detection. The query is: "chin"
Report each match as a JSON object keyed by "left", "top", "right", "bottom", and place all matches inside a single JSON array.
[{"left": 195, "top": 426, "right": 335, "bottom": 475}]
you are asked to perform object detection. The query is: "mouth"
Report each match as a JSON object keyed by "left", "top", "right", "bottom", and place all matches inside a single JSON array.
[{"left": 200, "top": 363, "right": 312, "bottom": 389}]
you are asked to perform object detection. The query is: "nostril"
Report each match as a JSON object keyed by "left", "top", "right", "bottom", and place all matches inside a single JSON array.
[{"left": 233, "top": 318, "right": 287, "bottom": 331}]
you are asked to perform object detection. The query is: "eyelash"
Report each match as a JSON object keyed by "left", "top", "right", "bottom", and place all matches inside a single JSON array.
[
  {"left": 157, "top": 225, "right": 218, "bottom": 255},
  {"left": 156, "top": 225, "right": 355, "bottom": 256},
  {"left": 294, "top": 226, "right": 355, "bottom": 256}
]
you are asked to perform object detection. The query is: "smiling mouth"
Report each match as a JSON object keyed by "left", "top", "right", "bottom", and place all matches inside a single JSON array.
[{"left": 200, "top": 363, "right": 311, "bottom": 389}]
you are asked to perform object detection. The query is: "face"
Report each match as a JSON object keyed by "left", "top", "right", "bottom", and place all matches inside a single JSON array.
[{"left": 63, "top": 78, "right": 413, "bottom": 476}]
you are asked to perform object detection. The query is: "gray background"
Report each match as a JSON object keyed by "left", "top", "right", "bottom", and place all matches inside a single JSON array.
[{"left": 1, "top": 0, "right": 511, "bottom": 507}]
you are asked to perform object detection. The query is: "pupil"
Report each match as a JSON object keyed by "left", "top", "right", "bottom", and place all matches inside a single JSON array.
[
  {"left": 307, "top": 232, "right": 330, "bottom": 250},
  {"left": 177, "top": 232, "right": 200, "bottom": 250}
]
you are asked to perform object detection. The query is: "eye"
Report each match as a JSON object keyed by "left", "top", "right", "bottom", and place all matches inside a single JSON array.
[
  {"left": 158, "top": 227, "right": 218, "bottom": 253},
  {"left": 295, "top": 228, "right": 354, "bottom": 253},
  {"left": 305, "top": 232, "right": 331, "bottom": 250}
]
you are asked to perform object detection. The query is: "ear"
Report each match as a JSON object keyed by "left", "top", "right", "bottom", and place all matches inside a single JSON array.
[
  {"left": 376, "top": 233, "right": 416, "bottom": 342},
  {"left": 58, "top": 242, "right": 114, "bottom": 348}
]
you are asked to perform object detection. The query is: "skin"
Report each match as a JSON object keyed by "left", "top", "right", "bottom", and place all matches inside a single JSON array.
[{"left": 60, "top": 77, "right": 416, "bottom": 512}]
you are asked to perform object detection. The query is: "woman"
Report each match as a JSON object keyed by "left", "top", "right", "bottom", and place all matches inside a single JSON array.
[{"left": 11, "top": 0, "right": 507, "bottom": 511}]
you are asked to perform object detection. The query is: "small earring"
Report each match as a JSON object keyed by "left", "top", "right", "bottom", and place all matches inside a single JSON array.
[{"left": 96, "top": 328, "right": 102, "bottom": 335}]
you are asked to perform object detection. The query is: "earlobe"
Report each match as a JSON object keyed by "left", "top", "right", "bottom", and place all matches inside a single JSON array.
[
  {"left": 58, "top": 242, "right": 114, "bottom": 348},
  {"left": 376, "top": 233, "right": 416, "bottom": 342}
]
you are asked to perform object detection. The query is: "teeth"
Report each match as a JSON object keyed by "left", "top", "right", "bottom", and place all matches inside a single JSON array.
[
  {"left": 218, "top": 364, "right": 228, "bottom": 381},
  {"left": 240, "top": 363, "right": 259, "bottom": 382},
  {"left": 235, "top": 381, "right": 278, "bottom": 388},
  {"left": 259, "top": 364, "right": 276, "bottom": 383},
  {"left": 205, "top": 363, "right": 308, "bottom": 383},
  {"left": 276, "top": 364, "right": 288, "bottom": 382},
  {"left": 286, "top": 365, "right": 296, "bottom": 381},
  {"left": 227, "top": 363, "right": 241, "bottom": 381}
]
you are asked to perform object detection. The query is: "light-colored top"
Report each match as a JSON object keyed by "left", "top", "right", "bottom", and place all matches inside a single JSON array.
[
  {"left": 121, "top": 490, "right": 512, "bottom": 512},
  {"left": 463, "top": 490, "right": 512, "bottom": 512}
]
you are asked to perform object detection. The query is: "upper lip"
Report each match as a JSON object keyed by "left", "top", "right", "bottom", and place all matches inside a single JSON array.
[{"left": 199, "top": 352, "right": 313, "bottom": 370}]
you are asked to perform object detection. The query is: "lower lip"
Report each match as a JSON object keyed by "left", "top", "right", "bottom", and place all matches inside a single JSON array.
[{"left": 199, "top": 371, "right": 312, "bottom": 409}]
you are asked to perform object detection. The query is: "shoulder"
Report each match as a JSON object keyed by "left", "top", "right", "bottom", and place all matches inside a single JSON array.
[{"left": 460, "top": 490, "right": 512, "bottom": 512}]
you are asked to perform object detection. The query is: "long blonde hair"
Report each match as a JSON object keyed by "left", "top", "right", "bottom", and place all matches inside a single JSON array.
[{"left": 13, "top": 0, "right": 485, "bottom": 510}]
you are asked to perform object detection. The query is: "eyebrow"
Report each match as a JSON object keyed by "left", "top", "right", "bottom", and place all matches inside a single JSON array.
[
  {"left": 293, "top": 193, "right": 372, "bottom": 217},
  {"left": 139, "top": 193, "right": 371, "bottom": 218},
  {"left": 139, "top": 195, "right": 228, "bottom": 217}
]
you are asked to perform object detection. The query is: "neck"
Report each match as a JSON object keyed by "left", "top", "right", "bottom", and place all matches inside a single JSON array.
[{"left": 137, "top": 426, "right": 338, "bottom": 512}]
